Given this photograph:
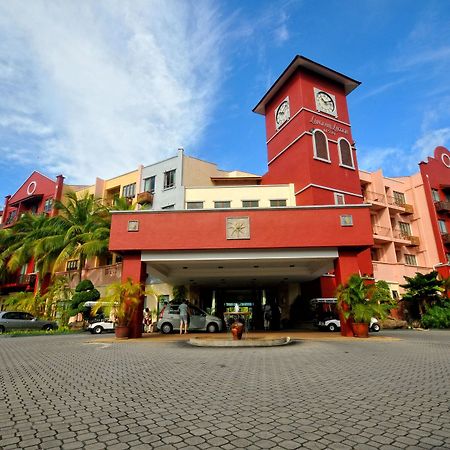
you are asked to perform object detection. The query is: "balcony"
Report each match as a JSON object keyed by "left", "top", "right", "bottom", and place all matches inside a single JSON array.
[
  {"left": 372, "top": 225, "right": 392, "bottom": 244},
  {"left": 363, "top": 191, "right": 386, "bottom": 210},
  {"left": 0, "top": 273, "right": 37, "bottom": 293},
  {"left": 392, "top": 229, "right": 412, "bottom": 246},
  {"left": 400, "top": 204, "right": 414, "bottom": 215},
  {"left": 56, "top": 263, "right": 122, "bottom": 289},
  {"left": 442, "top": 233, "right": 450, "bottom": 245},
  {"left": 435, "top": 201, "right": 450, "bottom": 213},
  {"left": 386, "top": 196, "right": 407, "bottom": 214},
  {"left": 137, "top": 191, "right": 154, "bottom": 205},
  {"left": 406, "top": 235, "right": 420, "bottom": 247}
]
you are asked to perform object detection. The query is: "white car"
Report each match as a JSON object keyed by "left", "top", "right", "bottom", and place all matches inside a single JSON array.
[
  {"left": 87, "top": 319, "right": 115, "bottom": 334},
  {"left": 317, "top": 317, "right": 380, "bottom": 332}
]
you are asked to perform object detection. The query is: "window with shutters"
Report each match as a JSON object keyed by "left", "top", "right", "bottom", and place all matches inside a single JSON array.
[
  {"left": 405, "top": 254, "right": 417, "bottom": 266},
  {"left": 313, "top": 129, "right": 330, "bottom": 162},
  {"left": 338, "top": 138, "right": 354, "bottom": 169}
]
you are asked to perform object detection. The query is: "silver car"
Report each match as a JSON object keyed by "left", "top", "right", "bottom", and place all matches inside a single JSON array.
[
  {"left": 0, "top": 311, "right": 57, "bottom": 333},
  {"left": 157, "top": 303, "right": 223, "bottom": 334}
]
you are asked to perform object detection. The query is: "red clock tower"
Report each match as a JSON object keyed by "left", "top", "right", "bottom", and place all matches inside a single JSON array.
[{"left": 254, "top": 55, "right": 363, "bottom": 207}]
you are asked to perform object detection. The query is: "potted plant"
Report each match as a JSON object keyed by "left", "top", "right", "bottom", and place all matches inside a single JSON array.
[
  {"left": 337, "top": 275, "right": 391, "bottom": 337},
  {"left": 92, "top": 278, "right": 147, "bottom": 338}
]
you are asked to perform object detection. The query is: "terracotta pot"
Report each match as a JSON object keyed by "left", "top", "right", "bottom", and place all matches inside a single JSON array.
[
  {"left": 352, "top": 322, "right": 369, "bottom": 338},
  {"left": 115, "top": 325, "right": 129, "bottom": 339},
  {"left": 231, "top": 321, "right": 244, "bottom": 340}
]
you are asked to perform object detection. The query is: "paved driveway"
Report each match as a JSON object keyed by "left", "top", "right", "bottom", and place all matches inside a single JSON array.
[{"left": 0, "top": 330, "right": 449, "bottom": 449}]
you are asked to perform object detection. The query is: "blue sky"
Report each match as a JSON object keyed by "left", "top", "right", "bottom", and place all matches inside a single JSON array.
[{"left": 1, "top": 0, "right": 450, "bottom": 201}]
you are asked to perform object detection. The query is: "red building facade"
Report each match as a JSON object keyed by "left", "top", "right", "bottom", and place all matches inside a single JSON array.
[
  {"left": 109, "top": 56, "right": 374, "bottom": 338},
  {"left": 0, "top": 172, "right": 65, "bottom": 294},
  {"left": 419, "top": 146, "right": 450, "bottom": 278}
]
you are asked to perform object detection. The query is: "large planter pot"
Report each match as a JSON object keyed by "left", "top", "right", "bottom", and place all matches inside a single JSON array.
[
  {"left": 115, "top": 325, "right": 129, "bottom": 339},
  {"left": 231, "top": 321, "right": 244, "bottom": 340},
  {"left": 352, "top": 322, "right": 369, "bottom": 338}
]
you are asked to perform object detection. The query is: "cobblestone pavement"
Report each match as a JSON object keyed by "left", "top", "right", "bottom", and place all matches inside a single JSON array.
[{"left": 0, "top": 330, "right": 449, "bottom": 449}]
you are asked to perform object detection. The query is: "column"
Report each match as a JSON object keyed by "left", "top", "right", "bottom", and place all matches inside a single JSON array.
[{"left": 121, "top": 253, "right": 146, "bottom": 339}]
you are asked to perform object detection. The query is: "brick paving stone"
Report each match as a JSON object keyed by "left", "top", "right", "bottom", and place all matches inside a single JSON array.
[{"left": 0, "top": 331, "right": 449, "bottom": 450}]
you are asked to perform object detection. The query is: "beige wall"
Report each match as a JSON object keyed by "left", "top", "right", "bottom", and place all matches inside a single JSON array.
[
  {"left": 185, "top": 184, "right": 295, "bottom": 209},
  {"left": 360, "top": 169, "right": 440, "bottom": 294}
]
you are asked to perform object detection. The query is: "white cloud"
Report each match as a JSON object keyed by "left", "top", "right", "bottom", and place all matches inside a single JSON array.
[
  {"left": 0, "top": 1, "right": 226, "bottom": 184},
  {"left": 412, "top": 128, "right": 450, "bottom": 164},
  {"left": 358, "top": 146, "right": 401, "bottom": 174}
]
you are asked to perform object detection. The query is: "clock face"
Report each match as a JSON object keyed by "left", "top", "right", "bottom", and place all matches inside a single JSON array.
[
  {"left": 275, "top": 99, "right": 290, "bottom": 129},
  {"left": 314, "top": 88, "right": 337, "bottom": 117}
]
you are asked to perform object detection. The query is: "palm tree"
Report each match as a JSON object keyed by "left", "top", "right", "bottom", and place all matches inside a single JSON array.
[
  {"left": 0, "top": 213, "right": 57, "bottom": 287},
  {"left": 400, "top": 271, "right": 444, "bottom": 320},
  {"left": 40, "top": 191, "right": 111, "bottom": 282}
]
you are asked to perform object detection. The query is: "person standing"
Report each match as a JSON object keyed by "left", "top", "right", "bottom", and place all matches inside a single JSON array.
[
  {"left": 263, "top": 303, "right": 272, "bottom": 331},
  {"left": 143, "top": 307, "right": 152, "bottom": 333},
  {"left": 178, "top": 299, "right": 189, "bottom": 334}
]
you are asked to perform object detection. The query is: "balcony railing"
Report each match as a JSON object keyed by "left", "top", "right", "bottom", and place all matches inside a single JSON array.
[
  {"left": 435, "top": 201, "right": 450, "bottom": 213},
  {"left": 56, "top": 263, "right": 122, "bottom": 288},
  {"left": 372, "top": 225, "right": 391, "bottom": 237},
  {"left": 363, "top": 191, "right": 386, "bottom": 204},
  {"left": 137, "top": 191, "right": 154, "bottom": 205}
]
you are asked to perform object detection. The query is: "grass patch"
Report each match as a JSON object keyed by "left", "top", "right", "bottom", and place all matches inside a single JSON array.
[{"left": 0, "top": 328, "right": 84, "bottom": 337}]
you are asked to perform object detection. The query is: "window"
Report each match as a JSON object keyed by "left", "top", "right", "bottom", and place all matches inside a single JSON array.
[
  {"left": 164, "top": 170, "right": 176, "bottom": 189},
  {"left": 270, "top": 199, "right": 287, "bottom": 207},
  {"left": 405, "top": 254, "right": 417, "bottom": 266},
  {"left": 313, "top": 130, "right": 330, "bottom": 162},
  {"left": 393, "top": 191, "right": 406, "bottom": 206},
  {"left": 438, "top": 220, "right": 447, "bottom": 234},
  {"left": 214, "top": 201, "right": 231, "bottom": 209},
  {"left": 242, "top": 200, "right": 259, "bottom": 208},
  {"left": 447, "top": 253, "right": 450, "bottom": 264},
  {"left": 186, "top": 202, "right": 204, "bottom": 210},
  {"left": 44, "top": 198, "right": 53, "bottom": 213},
  {"left": 338, "top": 138, "right": 354, "bottom": 168},
  {"left": 143, "top": 176, "right": 156, "bottom": 193},
  {"left": 334, "top": 193, "right": 345, "bottom": 205},
  {"left": 399, "top": 221, "right": 411, "bottom": 237},
  {"left": 370, "top": 248, "right": 380, "bottom": 261},
  {"left": 392, "top": 291, "right": 399, "bottom": 299},
  {"left": 162, "top": 204, "right": 175, "bottom": 210},
  {"left": 432, "top": 189, "right": 440, "bottom": 202},
  {"left": 66, "top": 260, "right": 79, "bottom": 271},
  {"left": 6, "top": 210, "right": 17, "bottom": 224},
  {"left": 122, "top": 183, "right": 136, "bottom": 199}
]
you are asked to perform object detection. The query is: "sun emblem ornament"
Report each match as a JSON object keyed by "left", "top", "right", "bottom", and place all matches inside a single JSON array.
[{"left": 226, "top": 217, "right": 250, "bottom": 240}]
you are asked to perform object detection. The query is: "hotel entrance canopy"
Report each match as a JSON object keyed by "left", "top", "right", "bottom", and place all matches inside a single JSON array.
[{"left": 110, "top": 205, "right": 373, "bottom": 286}]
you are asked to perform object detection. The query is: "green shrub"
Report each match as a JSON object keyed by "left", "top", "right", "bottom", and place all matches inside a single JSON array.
[
  {"left": 421, "top": 301, "right": 450, "bottom": 329},
  {"left": 75, "top": 279, "right": 95, "bottom": 292},
  {"left": 69, "top": 280, "right": 100, "bottom": 319}
]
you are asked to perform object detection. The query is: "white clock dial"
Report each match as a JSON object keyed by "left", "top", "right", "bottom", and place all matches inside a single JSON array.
[
  {"left": 314, "top": 88, "right": 337, "bottom": 117},
  {"left": 316, "top": 91, "right": 335, "bottom": 113},
  {"left": 275, "top": 99, "right": 290, "bottom": 129}
]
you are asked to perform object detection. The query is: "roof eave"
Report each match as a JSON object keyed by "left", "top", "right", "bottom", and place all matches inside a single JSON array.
[{"left": 253, "top": 55, "right": 361, "bottom": 115}]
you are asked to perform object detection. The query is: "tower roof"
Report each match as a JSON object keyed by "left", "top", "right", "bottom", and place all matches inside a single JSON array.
[{"left": 253, "top": 55, "right": 361, "bottom": 115}]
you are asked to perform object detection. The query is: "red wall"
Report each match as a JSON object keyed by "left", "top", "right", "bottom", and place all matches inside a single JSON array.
[
  {"left": 419, "top": 146, "right": 450, "bottom": 263},
  {"left": 109, "top": 206, "right": 373, "bottom": 252},
  {"left": 261, "top": 67, "right": 362, "bottom": 207}
]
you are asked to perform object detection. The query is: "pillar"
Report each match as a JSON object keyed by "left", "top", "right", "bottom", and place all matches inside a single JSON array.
[
  {"left": 334, "top": 249, "right": 372, "bottom": 337},
  {"left": 121, "top": 253, "right": 146, "bottom": 338},
  {"left": 51, "top": 175, "right": 65, "bottom": 217}
]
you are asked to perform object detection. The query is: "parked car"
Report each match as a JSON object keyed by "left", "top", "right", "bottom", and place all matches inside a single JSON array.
[
  {"left": 0, "top": 311, "right": 57, "bottom": 333},
  {"left": 317, "top": 316, "right": 380, "bottom": 332},
  {"left": 87, "top": 318, "right": 115, "bottom": 334},
  {"left": 157, "top": 302, "right": 223, "bottom": 334}
]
